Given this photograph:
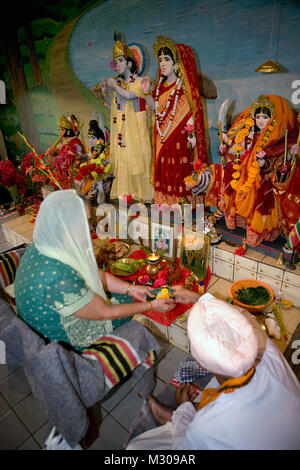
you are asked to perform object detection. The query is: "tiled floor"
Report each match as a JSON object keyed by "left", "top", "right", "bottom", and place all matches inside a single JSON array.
[
  {"left": 0, "top": 214, "right": 299, "bottom": 450},
  {"left": 0, "top": 331, "right": 187, "bottom": 450}
]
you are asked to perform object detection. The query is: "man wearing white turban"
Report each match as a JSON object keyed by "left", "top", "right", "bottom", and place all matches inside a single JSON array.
[{"left": 126, "top": 292, "right": 300, "bottom": 450}]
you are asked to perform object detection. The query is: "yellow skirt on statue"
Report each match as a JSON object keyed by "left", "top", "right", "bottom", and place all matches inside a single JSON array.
[{"left": 109, "top": 87, "right": 154, "bottom": 202}]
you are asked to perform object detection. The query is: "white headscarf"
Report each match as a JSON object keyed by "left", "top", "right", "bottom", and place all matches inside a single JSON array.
[
  {"left": 187, "top": 295, "right": 258, "bottom": 378},
  {"left": 34, "top": 189, "right": 108, "bottom": 301}
]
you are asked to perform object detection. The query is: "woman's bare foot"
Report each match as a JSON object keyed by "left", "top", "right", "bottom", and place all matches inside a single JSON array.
[{"left": 148, "top": 395, "right": 175, "bottom": 425}]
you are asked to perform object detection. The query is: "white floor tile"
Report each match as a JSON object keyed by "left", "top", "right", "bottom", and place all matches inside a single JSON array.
[
  {"left": 0, "top": 393, "right": 10, "bottom": 417},
  {"left": 99, "top": 374, "right": 135, "bottom": 413},
  {"left": 110, "top": 388, "right": 144, "bottom": 431},
  {"left": 0, "top": 409, "right": 31, "bottom": 450},
  {"left": 14, "top": 394, "right": 48, "bottom": 434},
  {"left": 89, "top": 415, "right": 129, "bottom": 450},
  {"left": 17, "top": 436, "right": 41, "bottom": 450},
  {"left": 0, "top": 368, "right": 31, "bottom": 406},
  {"left": 156, "top": 346, "right": 191, "bottom": 383},
  {"left": 0, "top": 364, "right": 20, "bottom": 382},
  {"left": 32, "top": 421, "right": 53, "bottom": 448}
]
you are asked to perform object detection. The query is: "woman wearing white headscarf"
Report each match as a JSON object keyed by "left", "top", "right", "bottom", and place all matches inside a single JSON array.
[
  {"left": 15, "top": 190, "right": 174, "bottom": 351},
  {"left": 127, "top": 293, "right": 300, "bottom": 450}
]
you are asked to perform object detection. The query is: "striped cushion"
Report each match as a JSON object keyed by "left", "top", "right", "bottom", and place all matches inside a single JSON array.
[
  {"left": 0, "top": 247, "right": 26, "bottom": 289},
  {"left": 82, "top": 334, "right": 157, "bottom": 389}
]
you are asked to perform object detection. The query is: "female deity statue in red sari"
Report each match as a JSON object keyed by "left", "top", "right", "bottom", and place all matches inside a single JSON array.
[{"left": 144, "top": 35, "right": 208, "bottom": 205}]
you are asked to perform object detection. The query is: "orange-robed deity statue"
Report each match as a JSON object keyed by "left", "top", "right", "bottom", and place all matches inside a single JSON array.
[{"left": 184, "top": 94, "right": 300, "bottom": 247}]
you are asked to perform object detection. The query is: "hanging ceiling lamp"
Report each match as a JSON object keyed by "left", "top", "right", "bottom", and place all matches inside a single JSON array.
[
  {"left": 255, "top": 59, "right": 283, "bottom": 73},
  {"left": 255, "top": 0, "right": 284, "bottom": 73}
]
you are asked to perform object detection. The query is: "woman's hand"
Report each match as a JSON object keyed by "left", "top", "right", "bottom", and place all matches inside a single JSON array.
[
  {"left": 128, "top": 285, "right": 155, "bottom": 302},
  {"left": 151, "top": 297, "right": 175, "bottom": 313},
  {"left": 172, "top": 285, "right": 200, "bottom": 304}
]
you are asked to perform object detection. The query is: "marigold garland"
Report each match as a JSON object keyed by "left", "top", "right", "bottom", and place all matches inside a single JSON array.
[
  {"left": 230, "top": 117, "right": 254, "bottom": 190},
  {"left": 230, "top": 117, "right": 277, "bottom": 193}
]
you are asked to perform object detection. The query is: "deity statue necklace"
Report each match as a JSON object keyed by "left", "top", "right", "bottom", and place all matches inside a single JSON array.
[
  {"left": 117, "top": 74, "right": 135, "bottom": 90},
  {"left": 114, "top": 74, "right": 136, "bottom": 148},
  {"left": 155, "top": 75, "right": 182, "bottom": 143}
]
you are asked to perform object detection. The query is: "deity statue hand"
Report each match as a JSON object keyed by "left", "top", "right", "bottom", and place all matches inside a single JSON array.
[
  {"left": 141, "top": 77, "right": 151, "bottom": 93},
  {"left": 219, "top": 144, "right": 227, "bottom": 155},
  {"left": 290, "top": 144, "right": 299, "bottom": 156},
  {"left": 107, "top": 78, "right": 117, "bottom": 89},
  {"left": 256, "top": 150, "right": 266, "bottom": 159},
  {"left": 188, "top": 134, "right": 197, "bottom": 149},
  {"left": 100, "top": 80, "right": 109, "bottom": 94},
  {"left": 256, "top": 150, "right": 266, "bottom": 167}
]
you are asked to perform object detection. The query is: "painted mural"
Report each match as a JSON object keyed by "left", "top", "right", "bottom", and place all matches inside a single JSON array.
[
  {"left": 68, "top": 0, "right": 300, "bottom": 162},
  {"left": 0, "top": 0, "right": 300, "bottom": 165}
]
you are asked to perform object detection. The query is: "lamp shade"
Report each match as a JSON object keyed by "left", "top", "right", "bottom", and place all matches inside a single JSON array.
[{"left": 255, "top": 59, "right": 283, "bottom": 73}]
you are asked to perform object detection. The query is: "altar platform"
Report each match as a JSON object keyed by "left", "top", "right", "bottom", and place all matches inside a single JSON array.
[{"left": 2, "top": 211, "right": 300, "bottom": 357}]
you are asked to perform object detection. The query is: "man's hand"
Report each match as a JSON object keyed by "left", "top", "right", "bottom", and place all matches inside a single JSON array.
[
  {"left": 152, "top": 297, "right": 175, "bottom": 313},
  {"left": 172, "top": 285, "right": 200, "bottom": 304},
  {"left": 175, "top": 383, "right": 198, "bottom": 406}
]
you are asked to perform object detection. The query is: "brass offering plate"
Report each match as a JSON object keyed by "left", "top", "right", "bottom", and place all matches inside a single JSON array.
[{"left": 110, "top": 258, "right": 143, "bottom": 277}]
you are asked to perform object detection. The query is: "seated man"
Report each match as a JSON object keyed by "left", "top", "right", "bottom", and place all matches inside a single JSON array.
[{"left": 127, "top": 292, "right": 300, "bottom": 450}]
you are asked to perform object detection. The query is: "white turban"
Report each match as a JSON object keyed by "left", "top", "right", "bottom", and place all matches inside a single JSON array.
[{"left": 187, "top": 294, "right": 258, "bottom": 378}]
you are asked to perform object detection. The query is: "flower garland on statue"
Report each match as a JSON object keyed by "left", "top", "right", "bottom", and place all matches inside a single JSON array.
[
  {"left": 155, "top": 76, "right": 182, "bottom": 143},
  {"left": 113, "top": 75, "right": 135, "bottom": 149},
  {"left": 75, "top": 156, "right": 112, "bottom": 195},
  {"left": 230, "top": 117, "right": 277, "bottom": 193},
  {"left": 230, "top": 117, "right": 255, "bottom": 191}
]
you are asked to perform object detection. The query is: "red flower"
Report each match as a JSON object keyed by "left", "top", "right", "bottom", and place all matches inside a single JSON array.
[
  {"left": 122, "top": 195, "right": 132, "bottom": 203},
  {"left": 96, "top": 166, "right": 104, "bottom": 175},
  {"left": 0, "top": 159, "right": 18, "bottom": 186},
  {"left": 193, "top": 160, "right": 205, "bottom": 171},
  {"left": 36, "top": 162, "right": 46, "bottom": 170},
  {"left": 235, "top": 246, "right": 246, "bottom": 256},
  {"left": 20, "top": 153, "right": 34, "bottom": 176}
]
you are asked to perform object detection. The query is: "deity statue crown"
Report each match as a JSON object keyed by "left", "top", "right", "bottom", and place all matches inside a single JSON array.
[
  {"left": 153, "top": 35, "right": 178, "bottom": 64},
  {"left": 250, "top": 95, "right": 275, "bottom": 119},
  {"left": 113, "top": 31, "right": 135, "bottom": 63},
  {"left": 57, "top": 115, "right": 73, "bottom": 130}
]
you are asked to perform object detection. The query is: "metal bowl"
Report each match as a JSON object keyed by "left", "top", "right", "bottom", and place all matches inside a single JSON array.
[{"left": 110, "top": 258, "right": 143, "bottom": 277}]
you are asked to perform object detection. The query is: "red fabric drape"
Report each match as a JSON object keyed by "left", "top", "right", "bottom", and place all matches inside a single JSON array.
[{"left": 109, "top": 249, "right": 211, "bottom": 326}]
